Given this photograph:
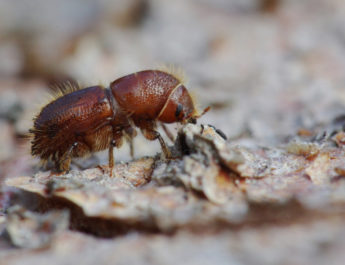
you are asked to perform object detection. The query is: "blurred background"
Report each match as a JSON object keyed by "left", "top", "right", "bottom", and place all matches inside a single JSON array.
[{"left": 1, "top": 0, "right": 345, "bottom": 180}]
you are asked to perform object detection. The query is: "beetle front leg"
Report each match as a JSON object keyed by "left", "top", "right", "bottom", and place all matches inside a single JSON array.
[
  {"left": 161, "top": 123, "right": 175, "bottom": 143},
  {"left": 142, "top": 129, "right": 172, "bottom": 159}
]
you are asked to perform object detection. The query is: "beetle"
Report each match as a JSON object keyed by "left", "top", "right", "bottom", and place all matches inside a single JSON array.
[{"left": 30, "top": 70, "right": 209, "bottom": 176}]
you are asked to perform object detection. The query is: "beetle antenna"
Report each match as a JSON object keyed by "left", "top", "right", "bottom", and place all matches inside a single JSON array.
[
  {"left": 188, "top": 106, "right": 210, "bottom": 124},
  {"left": 195, "top": 106, "right": 211, "bottom": 119}
]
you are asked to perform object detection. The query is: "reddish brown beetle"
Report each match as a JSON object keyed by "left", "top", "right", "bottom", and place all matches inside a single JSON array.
[{"left": 30, "top": 70, "right": 209, "bottom": 176}]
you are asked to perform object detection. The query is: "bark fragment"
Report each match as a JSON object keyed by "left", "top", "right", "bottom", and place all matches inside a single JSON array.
[{"left": 5, "top": 206, "right": 68, "bottom": 249}]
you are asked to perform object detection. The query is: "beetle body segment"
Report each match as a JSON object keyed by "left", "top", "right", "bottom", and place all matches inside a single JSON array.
[
  {"left": 110, "top": 70, "right": 179, "bottom": 121},
  {"left": 32, "top": 86, "right": 112, "bottom": 157},
  {"left": 31, "top": 70, "right": 206, "bottom": 174}
]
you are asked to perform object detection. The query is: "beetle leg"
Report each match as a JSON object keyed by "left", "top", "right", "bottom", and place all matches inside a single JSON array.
[
  {"left": 108, "top": 140, "right": 116, "bottom": 177},
  {"left": 123, "top": 133, "right": 135, "bottom": 159},
  {"left": 129, "top": 137, "right": 134, "bottom": 159},
  {"left": 161, "top": 123, "right": 175, "bottom": 143},
  {"left": 142, "top": 129, "right": 172, "bottom": 159},
  {"left": 96, "top": 165, "right": 105, "bottom": 174},
  {"left": 56, "top": 142, "right": 78, "bottom": 173},
  {"left": 124, "top": 127, "right": 136, "bottom": 159},
  {"left": 157, "top": 133, "right": 172, "bottom": 159}
]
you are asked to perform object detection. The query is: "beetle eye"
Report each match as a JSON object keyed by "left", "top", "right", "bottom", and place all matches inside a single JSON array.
[{"left": 175, "top": 104, "right": 183, "bottom": 118}]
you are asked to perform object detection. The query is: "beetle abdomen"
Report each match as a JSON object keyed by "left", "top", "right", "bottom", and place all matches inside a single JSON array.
[{"left": 31, "top": 86, "right": 113, "bottom": 161}]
